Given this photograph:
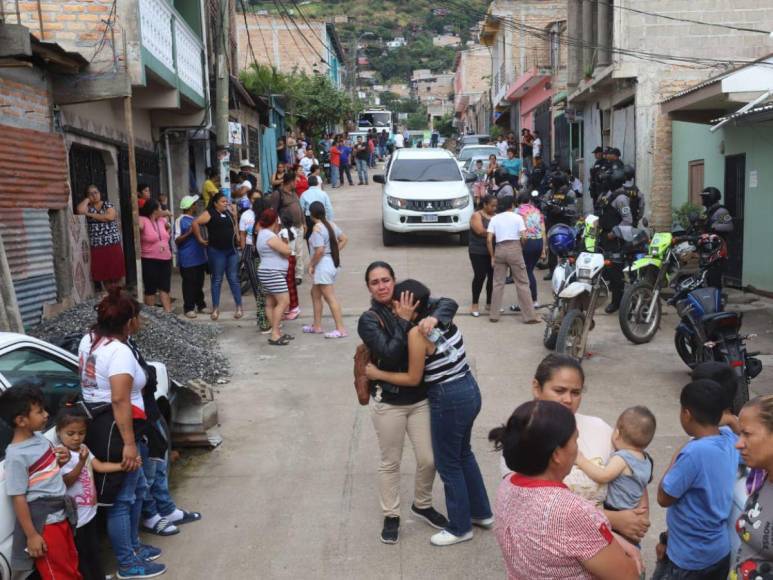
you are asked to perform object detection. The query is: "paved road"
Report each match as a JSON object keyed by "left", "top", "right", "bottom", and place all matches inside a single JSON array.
[{"left": 155, "top": 170, "right": 766, "bottom": 579}]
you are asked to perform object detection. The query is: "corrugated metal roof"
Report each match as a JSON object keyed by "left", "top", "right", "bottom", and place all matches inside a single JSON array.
[
  {"left": 0, "top": 125, "right": 70, "bottom": 210},
  {"left": 710, "top": 103, "right": 773, "bottom": 124}
]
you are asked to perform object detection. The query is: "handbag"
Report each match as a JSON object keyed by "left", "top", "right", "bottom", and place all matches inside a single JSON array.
[{"left": 352, "top": 311, "right": 384, "bottom": 405}]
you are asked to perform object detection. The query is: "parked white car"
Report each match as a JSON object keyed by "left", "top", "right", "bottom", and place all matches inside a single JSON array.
[
  {"left": 0, "top": 332, "right": 172, "bottom": 579},
  {"left": 374, "top": 148, "right": 475, "bottom": 246},
  {"left": 456, "top": 144, "right": 501, "bottom": 168}
]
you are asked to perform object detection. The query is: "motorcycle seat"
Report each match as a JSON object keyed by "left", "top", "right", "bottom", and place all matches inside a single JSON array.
[{"left": 702, "top": 311, "right": 742, "bottom": 337}]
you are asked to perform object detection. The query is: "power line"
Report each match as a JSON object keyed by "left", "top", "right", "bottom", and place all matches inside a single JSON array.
[
  {"left": 238, "top": 0, "right": 272, "bottom": 70},
  {"left": 288, "top": 0, "right": 338, "bottom": 63},
  {"left": 270, "top": 0, "right": 319, "bottom": 71},
  {"left": 274, "top": 0, "right": 328, "bottom": 67}
]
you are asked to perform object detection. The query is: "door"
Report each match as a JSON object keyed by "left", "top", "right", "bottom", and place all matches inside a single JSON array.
[
  {"left": 68, "top": 144, "right": 107, "bottom": 206},
  {"left": 534, "top": 99, "right": 552, "bottom": 162},
  {"left": 723, "top": 154, "right": 745, "bottom": 287},
  {"left": 554, "top": 113, "right": 570, "bottom": 170},
  {"left": 688, "top": 160, "right": 705, "bottom": 206}
]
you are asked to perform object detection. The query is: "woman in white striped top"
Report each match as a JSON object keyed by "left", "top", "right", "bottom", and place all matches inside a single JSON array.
[{"left": 365, "top": 279, "right": 493, "bottom": 547}]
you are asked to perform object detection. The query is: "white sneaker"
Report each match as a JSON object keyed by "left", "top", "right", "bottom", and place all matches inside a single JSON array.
[
  {"left": 430, "top": 530, "right": 473, "bottom": 546},
  {"left": 533, "top": 301, "right": 540, "bottom": 308},
  {"left": 471, "top": 517, "right": 495, "bottom": 529}
]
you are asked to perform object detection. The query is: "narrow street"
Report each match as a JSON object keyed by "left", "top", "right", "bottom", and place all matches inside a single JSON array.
[{"left": 154, "top": 168, "right": 721, "bottom": 578}]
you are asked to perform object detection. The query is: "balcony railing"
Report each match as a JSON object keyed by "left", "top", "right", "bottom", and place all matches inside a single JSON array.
[{"left": 139, "top": 0, "right": 205, "bottom": 104}]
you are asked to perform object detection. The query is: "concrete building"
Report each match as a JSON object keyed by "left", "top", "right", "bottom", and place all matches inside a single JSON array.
[
  {"left": 1, "top": 0, "right": 209, "bottom": 327},
  {"left": 433, "top": 34, "right": 461, "bottom": 48},
  {"left": 663, "top": 56, "right": 773, "bottom": 292},
  {"left": 480, "top": 0, "right": 567, "bottom": 162},
  {"left": 386, "top": 37, "right": 407, "bottom": 50},
  {"left": 236, "top": 12, "right": 346, "bottom": 90},
  {"left": 564, "top": 0, "right": 773, "bottom": 227},
  {"left": 454, "top": 45, "right": 492, "bottom": 134}
]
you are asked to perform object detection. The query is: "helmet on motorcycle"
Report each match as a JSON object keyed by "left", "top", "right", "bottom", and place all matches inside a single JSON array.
[
  {"left": 623, "top": 164, "right": 635, "bottom": 181},
  {"left": 547, "top": 223, "right": 576, "bottom": 257},
  {"left": 697, "top": 233, "right": 725, "bottom": 266},
  {"left": 700, "top": 186, "right": 721, "bottom": 207},
  {"left": 549, "top": 171, "right": 567, "bottom": 189}
]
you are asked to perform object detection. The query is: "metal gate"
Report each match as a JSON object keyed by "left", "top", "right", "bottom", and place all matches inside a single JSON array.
[
  {"left": 0, "top": 210, "right": 57, "bottom": 328},
  {"left": 723, "top": 154, "right": 745, "bottom": 287},
  {"left": 534, "top": 99, "right": 552, "bottom": 163},
  {"left": 118, "top": 147, "right": 161, "bottom": 286},
  {"left": 260, "top": 127, "right": 277, "bottom": 193},
  {"left": 68, "top": 144, "right": 108, "bottom": 205},
  {"left": 553, "top": 113, "right": 570, "bottom": 170}
]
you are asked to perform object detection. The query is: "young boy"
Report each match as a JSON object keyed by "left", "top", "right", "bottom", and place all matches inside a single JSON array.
[
  {"left": 656, "top": 379, "right": 739, "bottom": 580},
  {"left": 692, "top": 361, "right": 740, "bottom": 433},
  {"left": 0, "top": 382, "right": 81, "bottom": 579}
]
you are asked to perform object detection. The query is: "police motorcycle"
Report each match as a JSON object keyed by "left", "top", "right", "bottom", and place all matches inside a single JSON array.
[
  {"left": 669, "top": 235, "right": 762, "bottom": 413},
  {"left": 618, "top": 217, "right": 700, "bottom": 344}
]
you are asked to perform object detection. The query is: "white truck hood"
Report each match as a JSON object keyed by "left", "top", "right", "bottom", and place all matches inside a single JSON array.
[{"left": 385, "top": 181, "right": 467, "bottom": 200}]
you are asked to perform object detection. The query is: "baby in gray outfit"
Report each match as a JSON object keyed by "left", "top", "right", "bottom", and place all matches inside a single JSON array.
[{"left": 575, "top": 406, "right": 656, "bottom": 511}]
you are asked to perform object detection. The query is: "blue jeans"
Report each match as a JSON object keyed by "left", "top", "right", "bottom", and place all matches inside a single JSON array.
[
  {"left": 106, "top": 440, "right": 149, "bottom": 568},
  {"left": 142, "top": 454, "right": 177, "bottom": 520},
  {"left": 427, "top": 372, "right": 492, "bottom": 536},
  {"left": 522, "top": 238, "right": 543, "bottom": 301},
  {"left": 208, "top": 246, "right": 242, "bottom": 307},
  {"left": 330, "top": 164, "right": 340, "bottom": 187},
  {"left": 356, "top": 158, "right": 368, "bottom": 183},
  {"left": 378, "top": 144, "right": 386, "bottom": 159}
]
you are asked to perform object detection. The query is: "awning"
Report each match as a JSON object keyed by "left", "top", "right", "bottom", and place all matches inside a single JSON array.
[
  {"left": 552, "top": 90, "right": 568, "bottom": 105},
  {"left": 505, "top": 68, "right": 550, "bottom": 102}
]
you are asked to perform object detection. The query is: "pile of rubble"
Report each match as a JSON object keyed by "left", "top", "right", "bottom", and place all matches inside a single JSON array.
[{"left": 30, "top": 300, "right": 231, "bottom": 385}]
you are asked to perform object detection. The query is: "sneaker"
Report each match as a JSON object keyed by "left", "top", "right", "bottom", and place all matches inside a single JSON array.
[
  {"left": 283, "top": 307, "right": 300, "bottom": 321},
  {"left": 380, "top": 516, "right": 400, "bottom": 544},
  {"left": 509, "top": 304, "right": 520, "bottom": 312},
  {"left": 471, "top": 516, "right": 495, "bottom": 529},
  {"left": 184, "top": 311, "right": 197, "bottom": 319},
  {"left": 117, "top": 560, "right": 166, "bottom": 579},
  {"left": 533, "top": 301, "right": 540, "bottom": 309},
  {"left": 411, "top": 505, "right": 448, "bottom": 530},
  {"left": 136, "top": 544, "right": 162, "bottom": 562},
  {"left": 430, "top": 529, "right": 473, "bottom": 546}
]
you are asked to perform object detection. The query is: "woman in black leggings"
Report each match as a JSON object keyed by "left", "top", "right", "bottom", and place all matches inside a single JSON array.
[{"left": 468, "top": 195, "right": 498, "bottom": 317}]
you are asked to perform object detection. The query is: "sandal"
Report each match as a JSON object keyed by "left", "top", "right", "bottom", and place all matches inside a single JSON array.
[
  {"left": 303, "top": 325, "right": 324, "bottom": 334},
  {"left": 173, "top": 511, "right": 202, "bottom": 525},
  {"left": 268, "top": 336, "right": 291, "bottom": 346},
  {"left": 324, "top": 329, "right": 348, "bottom": 339},
  {"left": 210, "top": 309, "right": 220, "bottom": 321},
  {"left": 140, "top": 517, "right": 179, "bottom": 536},
  {"left": 281, "top": 334, "right": 295, "bottom": 341},
  {"left": 234, "top": 307, "right": 243, "bottom": 320}
]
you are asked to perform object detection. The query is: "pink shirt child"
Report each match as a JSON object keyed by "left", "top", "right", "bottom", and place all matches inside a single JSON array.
[{"left": 139, "top": 216, "right": 172, "bottom": 261}]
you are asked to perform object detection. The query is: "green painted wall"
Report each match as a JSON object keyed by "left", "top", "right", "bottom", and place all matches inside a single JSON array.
[
  {"left": 671, "top": 121, "right": 723, "bottom": 208},
  {"left": 174, "top": 0, "right": 202, "bottom": 36},
  {"left": 671, "top": 120, "right": 773, "bottom": 292},
  {"left": 724, "top": 122, "right": 773, "bottom": 293}
]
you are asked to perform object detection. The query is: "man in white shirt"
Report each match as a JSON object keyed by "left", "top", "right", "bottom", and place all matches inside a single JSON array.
[
  {"left": 300, "top": 148, "right": 317, "bottom": 175},
  {"left": 496, "top": 135, "right": 508, "bottom": 158},
  {"left": 532, "top": 131, "right": 542, "bottom": 159},
  {"left": 393, "top": 131, "right": 404, "bottom": 149},
  {"left": 486, "top": 196, "right": 540, "bottom": 324}
]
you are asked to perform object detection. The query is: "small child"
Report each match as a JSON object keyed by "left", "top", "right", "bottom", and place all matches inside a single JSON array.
[
  {"left": 656, "top": 379, "right": 739, "bottom": 579},
  {"left": 473, "top": 160, "right": 487, "bottom": 206},
  {"left": 0, "top": 382, "right": 81, "bottom": 579},
  {"left": 575, "top": 406, "right": 656, "bottom": 515},
  {"left": 692, "top": 361, "right": 740, "bottom": 433},
  {"left": 56, "top": 408, "right": 124, "bottom": 580}
]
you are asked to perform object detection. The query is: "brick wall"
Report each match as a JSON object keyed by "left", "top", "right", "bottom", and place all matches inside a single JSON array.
[
  {"left": 11, "top": 0, "right": 116, "bottom": 59},
  {"left": 0, "top": 72, "right": 52, "bottom": 133},
  {"left": 459, "top": 48, "right": 492, "bottom": 96},
  {"left": 237, "top": 13, "right": 328, "bottom": 77}
]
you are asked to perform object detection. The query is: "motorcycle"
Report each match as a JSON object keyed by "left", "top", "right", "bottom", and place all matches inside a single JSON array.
[
  {"left": 319, "top": 150, "right": 332, "bottom": 184},
  {"left": 670, "top": 273, "right": 762, "bottom": 413},
  {"left": 618, "top": 231, "right": 696, "bottom": 344}
]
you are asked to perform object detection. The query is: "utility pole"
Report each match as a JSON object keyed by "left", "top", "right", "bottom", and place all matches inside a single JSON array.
[
  {"left": 215, "top": 0, "right": 231, "bottom": 200},
  {"left": 124, "top": 96, "right": 143, "bottom": 296}
]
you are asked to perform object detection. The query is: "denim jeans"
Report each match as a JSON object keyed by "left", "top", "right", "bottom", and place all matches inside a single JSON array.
[
  {"left": 522, "top": 238, "right": 543, "bottom": 301},
  {"left": 378, "top": 144, "right": 386, "bottom": 159},
  {"left": 341, "top": 163, "right": 353, "bottom": 185},
  {"left": 208, "top": 246, "right": 242, "bottom": 307},
  {"left": 356, "top": 158, "right": 368, "bottom": 183},
  {"left": 106, "top": 440, "right": 149, "bottom": 568},
  {"left": 141, "top": 454, "right": 177, "bottom": 520},
  {"left": 330, "top": 164, "right": 340, "bottom": 187},
  {"left": 651, "top": 553, "right": 729, "bottom": 580},
  {"left": 427, "top": 372, "right": 492, "bottom": 536}
]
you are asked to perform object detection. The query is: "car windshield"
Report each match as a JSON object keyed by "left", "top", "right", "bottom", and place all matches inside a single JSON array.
[
  {"left": 459, "top": 146, "right": 497, "bottom": 161},
  {"left": 462, "top": 135, "right": 489, "bottom": 146},
  {"left": 389, "top": 159, "right": 461, "bottom": 182}
]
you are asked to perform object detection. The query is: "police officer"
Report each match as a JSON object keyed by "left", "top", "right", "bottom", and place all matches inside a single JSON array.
[
  {"left": 622, "top": 164, "right": 645, "bottom": 227},
  {"left": 597, "top": 168, "right": 632, "bottom": 313},
  {"left": 542, "top": 171, "right": 578, "bottom": 279},
  {"left": 589, "top": 146, "right": 608, "bottom": 206},
  {"left": 605, "top": 147, "right": 624, "bottom": 171},
  {"left": 699, "top": 186, "right": 734, "bottom": 288}
]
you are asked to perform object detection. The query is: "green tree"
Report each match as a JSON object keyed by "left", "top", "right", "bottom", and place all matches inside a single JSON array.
[{"left": 434, "top": 113, "right": 455, "bottom": 137}]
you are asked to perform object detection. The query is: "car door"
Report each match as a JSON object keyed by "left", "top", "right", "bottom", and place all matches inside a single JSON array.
[{"left": 0, "top": 343, "right": 82, "bottom": 576}]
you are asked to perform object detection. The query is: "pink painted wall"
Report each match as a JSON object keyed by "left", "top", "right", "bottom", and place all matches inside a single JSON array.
[{"left": 519, "top": 77, "right": 553, "bottom": 132}]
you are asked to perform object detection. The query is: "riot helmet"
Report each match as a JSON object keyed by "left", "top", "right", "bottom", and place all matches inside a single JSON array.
[
  {"left": 623, "top": 164, "right": 635, "bottom": 181},
  {"left": 700, "top": 186, "right": 721, "bottom": 208}
]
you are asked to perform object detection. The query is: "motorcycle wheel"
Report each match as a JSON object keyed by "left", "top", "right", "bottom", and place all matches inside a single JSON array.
[
  {"left": 674, "top": 327, "right": 707, "bottom": 369},
  {"left": 556, "top": 309, "right": 586, "bottom": 361},
  {"left": 543, "top": 308, "right": 558, "bottom": 350},
  {"left": 619, "top": 281, "right": 661, "bottom": 344}
]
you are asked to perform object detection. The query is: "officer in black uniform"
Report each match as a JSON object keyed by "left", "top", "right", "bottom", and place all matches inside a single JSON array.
[
  {"left": 589, "top": 146, "right": 608, "bottom": 207},
  {"left": 542, "top": 171, "right": 578, "bottom": 279},
  {"left": 622, "top": 164, "right": 645, "bottom": 227},
  {"left": 597, "top": 168, "right": 632, "bottom": 313},
  {"left": 605, "top": 147, "right": 624, "bottom": 171},
  {"left": 699, "top": 186, "right": 734, "bottom": 289}
]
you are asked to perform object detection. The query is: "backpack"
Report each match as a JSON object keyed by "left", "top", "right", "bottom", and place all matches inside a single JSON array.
[{"left": 352, "top": 311, "right": 384, "bottom": 405}]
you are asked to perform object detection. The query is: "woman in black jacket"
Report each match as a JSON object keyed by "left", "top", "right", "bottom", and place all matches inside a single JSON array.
[{"left": 357, "top": 261, "right": 458, "bottom": 545}]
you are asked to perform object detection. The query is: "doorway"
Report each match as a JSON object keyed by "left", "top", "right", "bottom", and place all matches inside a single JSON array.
[{"left": 723, "top": 154, "right": 745, "bottom": 287}]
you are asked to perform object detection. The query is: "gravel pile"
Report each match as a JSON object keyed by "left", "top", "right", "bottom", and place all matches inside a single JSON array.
[{"left": 30, "top": 300, "right": 230, "bottom": 385}]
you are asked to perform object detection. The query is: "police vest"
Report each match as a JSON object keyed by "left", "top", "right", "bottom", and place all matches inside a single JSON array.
[
  {"left": 625, "top": 186, "right": 642, "bottom": 226},
  {"left": 599, "top": 191, "right": 626, "bottom": 232}
]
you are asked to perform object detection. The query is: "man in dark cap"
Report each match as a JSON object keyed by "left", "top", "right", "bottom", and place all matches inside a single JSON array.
[
  {"left": 589, "top": 146, "right": 608, "bottom": 206},
  {"left": 606, "top": 147, "right": 624, "bottom": 171}
]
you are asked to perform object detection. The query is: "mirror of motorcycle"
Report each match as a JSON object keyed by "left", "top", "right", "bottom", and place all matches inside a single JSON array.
[
  {"left": 373, "top": 175, "right": 385, "bottom": 184},
  {"left": 641, "top": 217, "right": 649, "bottom": 228}
]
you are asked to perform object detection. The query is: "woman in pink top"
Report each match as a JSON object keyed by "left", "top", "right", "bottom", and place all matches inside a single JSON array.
[
  {"left": 490, "top": 400, "right": 641, "bottom": 580},
  {"left": 516, "top": 191, "right": 547, "bottom": 305},
  {"left": 138, "top": 199, "right": 173, "bottom": 312}
]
